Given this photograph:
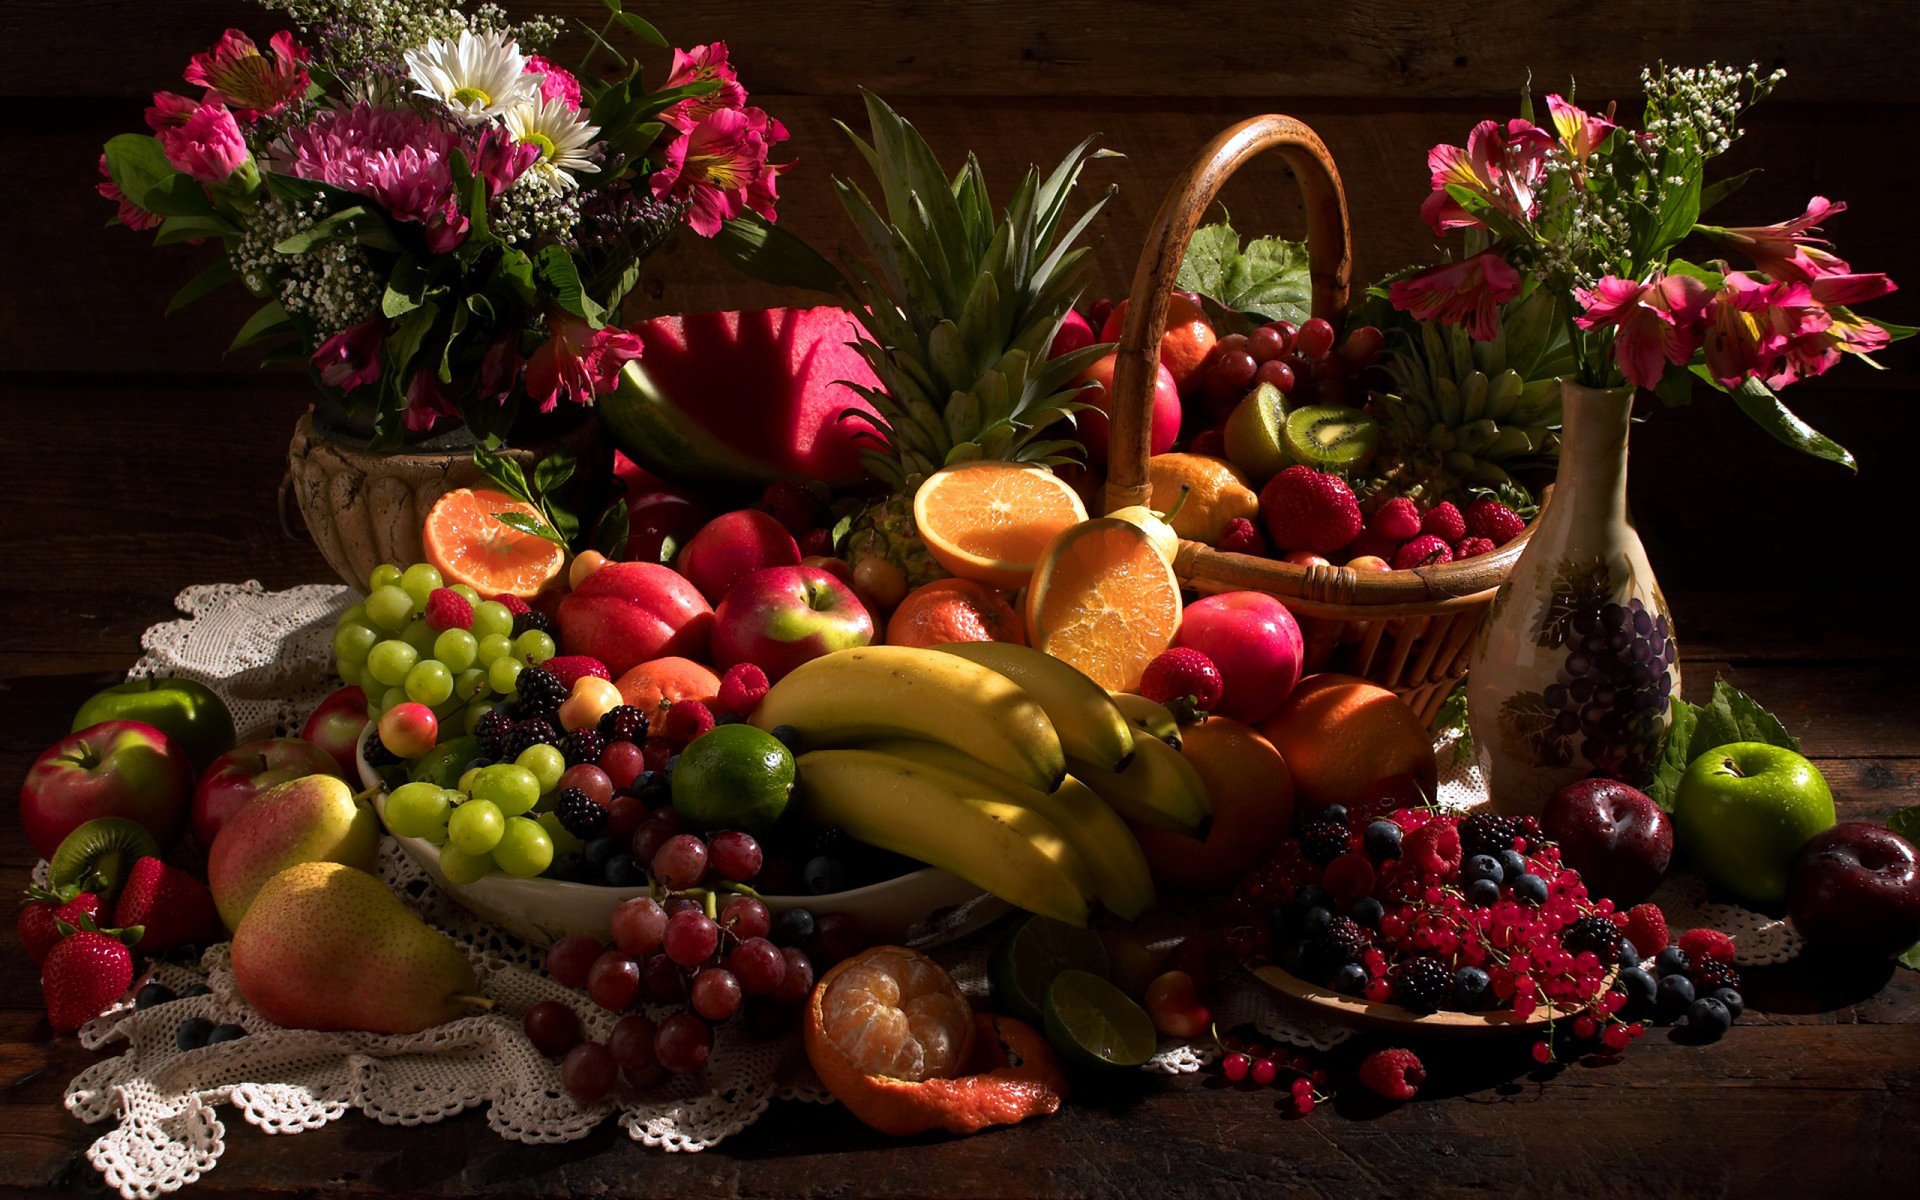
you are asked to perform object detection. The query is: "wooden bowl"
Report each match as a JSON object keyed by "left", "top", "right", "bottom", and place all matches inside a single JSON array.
[
  {"left": 356, "top": 733, "right": 1006, "bottom": 948},
  {"left": 1246, "top": 960, "right": 1613, "bottom": 1037}
]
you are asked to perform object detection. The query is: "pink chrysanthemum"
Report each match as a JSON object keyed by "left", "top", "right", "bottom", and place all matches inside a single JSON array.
[
  {"left": 523, "top": 55, "right": 582, "bottom": 112},
  {"left": 662, "top": 42, "right": 747, "bottom": 132},
  {"left": 184, "top": 28, "right": 310, "bottom": 122},
  {"left": 650, "top": 105, "right": 790, "bottom": 237},
  {"left": 273, "top": 103, "right": 462, "bottom": 229},
  {"left": 96, "top": 154, "right": 161, "bottom": 231},
  {"left": 159, "top": 101, "right": 250, "bottom": 185},
  {"left": 524, "top": 313, "right": 644, "bottom": 412}
]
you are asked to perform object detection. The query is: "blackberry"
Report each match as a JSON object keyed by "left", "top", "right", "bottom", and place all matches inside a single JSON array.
[
  {"left": 598, "top": 705, "right": 648, "bottom": 745},
  {"left": 505, "top": 718, "right": 561, "bottom": 759},
  {"left": 1691, "top": 960, "right": 1742, "bottom": 994},
  {"left": 1299, "top": 818, "right": 1351, "bottom": 865},
  {"left": 555, "top": 788, "right": 608, "bottom": 839},
  {"left": 1561, "top": 914, "right": 1625, "bottom": 964},
  {"left": 1309, "top": 915, "right": 1368, "bottom": 968},
  {"left": 512, "top": 606, "right": 555, "bottom": 639},
  {"left": 473, "top": 709, "right": 515, "bottom": 760},
  {"left": 1459, "top": 811, "right": 1519, "bottom": 858},
  {"left": 363, "top": 729, "right": 401, "bottom": 768},
  {"left": 562, "top": 728, "right": 605, "bottom": 767},
  {"left": 1388, "top": 956, "right": 1452, "bottom": 1013},
  {"left": 515, "top": 666, "right": 569, "bottom": 720}
]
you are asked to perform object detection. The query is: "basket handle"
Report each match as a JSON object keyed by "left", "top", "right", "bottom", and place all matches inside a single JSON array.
[{"left": 1101, "top": 115, "right": 1352, "bottom": 514}]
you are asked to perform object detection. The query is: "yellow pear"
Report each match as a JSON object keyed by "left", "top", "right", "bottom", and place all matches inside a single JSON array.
[{"left": 207, "top": 773, "right": 379, "bottom": 930}]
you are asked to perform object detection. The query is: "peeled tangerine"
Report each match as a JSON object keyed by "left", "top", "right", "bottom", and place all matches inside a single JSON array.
[{"left": 804, "top": 946, "right": 1067, "bottom": 1137}]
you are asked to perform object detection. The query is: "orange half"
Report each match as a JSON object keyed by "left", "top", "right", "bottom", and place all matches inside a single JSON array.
[
  {"left": 1026, "top": 518, "right": 1183, "bottom": 693},
  {"left": 422, "top": 487, "right": 566, "bottom": 599},
  {"left": 913, "top": 462, "right": 1088, "bottom": 590}
]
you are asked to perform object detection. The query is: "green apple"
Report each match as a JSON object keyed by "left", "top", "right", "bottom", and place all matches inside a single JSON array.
[
  {"left": 73, "top": 678, "right": 236, "bottom": 772},
  {"left": 1673, "top": 741, "right": 1835, "bottom": 904}
]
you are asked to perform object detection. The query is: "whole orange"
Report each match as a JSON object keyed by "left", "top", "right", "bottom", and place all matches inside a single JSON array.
[
  {"left": 884, "top": 578, "right": 1026, "bottom": 648},
  {"left": 1258, "top": 673, "right": 1436, "bottom": 813},
  {"left": 612, "top": 656, "right": 721, "bottom": 722},
  {"left": 1131, "top": 717, "right": 1294, "bottom": 892},
  {"left": 1100, "top": 294, "right": 1219, "bottom": 391}
]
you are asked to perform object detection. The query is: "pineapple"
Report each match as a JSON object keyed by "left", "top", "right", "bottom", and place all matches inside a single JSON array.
[{"left": 825, "top": 94, "right": 1115, "bottom": 585}]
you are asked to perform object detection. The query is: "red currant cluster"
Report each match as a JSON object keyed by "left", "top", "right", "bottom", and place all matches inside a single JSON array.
[{"left": 1217, "top": 1033, "right": 1330, "bottom": 1115}]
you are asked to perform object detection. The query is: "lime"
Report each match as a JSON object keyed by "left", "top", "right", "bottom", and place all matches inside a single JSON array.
[
  {"left": 988, "top": 915, "right": 1110, "bottom": 1025},
  {"left": 670, "top": 724, "right": 795, "bottom": 832},
  {"left": 408, "top": 736, "right": 483, "bottom": 789},
  {"left": 1282, "top": 405, "right": 1379, "bottom": 470},
  {"left": 1221, "top": 381, "right": 1290, "bottom": 483},
  {"left": 1042, "top": 969, "right": 1156, "bottom": 1070}
]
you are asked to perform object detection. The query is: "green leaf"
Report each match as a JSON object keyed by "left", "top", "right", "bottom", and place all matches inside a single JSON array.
[
  {"left": 102, "top": 134, "right": 175, "bottom": 210},
  {"left": 382, "top": 253, "right": 431, "bottom": 318},
  {"left": 1699, "top": 168, "right": 1758, "bottom": 216},
  {"left": 492, "top": 511, "right": 568, "bottom": 548},
  {"left": 535, "top": 245, "right": 603, "bottom": 324},
  {"left": 1727, "top": 377, "right": 1856, "bottom": 471},
  {"left": 1648, "top": 696, "right": 1700, "bottom": 812},
  {"left": 593, "top": 497, "right": 630, "bottom": 558},
  {"left": 227, "top": 300, "right": 291, "bottom": 354},
  {"left": 165, "top": 260, "right": 239, "bottom": 314},
  {"left": 1174, "top": 217, "right": 1312, "bottom": 324},
  {"left": 715, "top": 213, "right": 843, "bottom": 294},
  {"left": 472, "top": 444, "right": 537, "bottom": 507},
  {"left": 152, "top": 214, "right": 234, "bottom": 246},
  {"left": 533, "top": 451, "right": 577, "bottom": 497},
  {"left": 614, "top": 11, "right": 666, "bottom": 46},
  {"left": 1899, "top": 940, "right": 1920, "bottom": 972},
  {"left": 273, "top": 206, "right": 369, "bottom": 254},
  {"left": 1889, "top": 806, "right": 1920, "bottom": 844},
  {"left": 1637, "top": 161, "right": 1702, "bottom": 260},
  {"left": 1693, "top": 678, "right": 1800, "bottom": 756}
]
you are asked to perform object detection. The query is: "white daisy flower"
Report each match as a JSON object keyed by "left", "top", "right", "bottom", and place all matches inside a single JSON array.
[
  {"left": 505, "top": 96, "right": 602, "bottom": 189},
  {"left": 404, "top": 30, "right": 540, "bottom": 125}
]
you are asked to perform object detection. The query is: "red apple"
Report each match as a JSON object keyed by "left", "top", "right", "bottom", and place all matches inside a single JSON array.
[
  {"left": 1072, "top": 353, "right": 1180, "bottom": 467},
  {"left": 299, "top": 685, "right": 368, "bottom": 777},
  {"left": 192, "top": 737, "right": 343, "bottom": 850},
  {"left": 676, "top": 510, "right": 802, "bottom": 605},
  {"left": 1172, "top": 592, "right": 1304, "bottom": 724},
  {"left": 1788, "top": 823, "right": 1920, "bottom": 958},
  {"left": 1542, "top": 778, "right": 1674, "bottom": 904},
  {"left": 1049, "top": 309, "right": 1096, "bottom": 359},
  {"left": 801, "top": 556, "right": 880, "bottom": 627},
  {"left": 556, "top": 561, "right": 714, "bottom": 678},
  {"left": 711, "top": 566, "right": 875, "bottom": 681},
  {"left": 20, "top": 721, "right": 192, "bottom": 858}
]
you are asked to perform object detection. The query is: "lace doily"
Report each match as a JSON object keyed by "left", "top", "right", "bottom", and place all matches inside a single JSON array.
[{"left": 62, "top": 582, "right": 1795, "bottom": 1197}]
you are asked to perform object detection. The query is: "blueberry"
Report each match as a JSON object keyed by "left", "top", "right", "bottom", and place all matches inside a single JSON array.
[
  {"left": 804, "top": 856, "right": 846, "bottom": 894},
  {"left": 1300, "top": 906, "right": 1332, "bottom": 938},
  {"left": 1512, "top": 873, "right": 1548, "bottom": 905},
  {"left": 1687, "top": 996, "right": 1731, "bottom": 1040},
  {"left": 602, "top": 853, "right": 645, "bottom": 888},
  {"left": 1467, "top": 877, "right": 1501, "bottom": 907},
  {"left": 770, "top": 724, "right": 802, "bottom": 750},
  {"left": 205, "top": 1023, "right": 248, "bottom": 1045},
  {"left": 1363, "top": 820, "right": 1403, "bottom": 861},
  {"left": 1463, "top": 854, "right": 1504, "bottom": 885},
  {"left": 134, "top": 983, "right": 177, "bottom": 1010},
  {"left": 1656, "top": 972, "right": 1696, "bottom": 1018},
  {"left": 1617, "top": 966, "right": 1658, "bottom": 1014},
  {"left": 665, "top": 754, "right": 681, "bottom": 777},
  {"left": 175, "top": 1017, "right": 214, "bottom": 1052},
  {"left": 1497, "top": 849, "right": 1528, "bottom": 881},
  {"left": 180, "top": 984, "right": 213, "bottom": 999},
  {"left": 715, "top": 713, "right": 742, "bottom": 725},
  {"left": 1279, "top": 939, "right": 1311, "bottom": 974},
  {"left": 633, "top": 770, "right": 670, "bottom": 805},
  {"left": 772, "top": 907, "right": 815, "bottom": 946},
  {"left": 1617, "top": 940, "right": 1642, "bottom": 970},
  {"left": 1331, "top": 962, "right": 1368, "bottom": 996},
  {"left": 1453, "top": 965, "right": 1491, "bottom": 1010},
  {"left": 1321, "top": 805, "right": 1349, "bottom": 826},
  {"left": 1293, "top": 883, "right": 1332, "bottom": 912},
  {"left": 1711, "top": 987, "right": 1745, "bottom": 1021},
  {"left": 1654, "top": 946, "right": 1691, "bottom": 978},
  {"left": 547, "top": 850, "right": 588, "bottom": 882},
  {"left": 584, "top": 836, "right": 621, "bottom": 869},
  {"left": 1350, "top": 896, "right": 1385, "bottom": 928}
]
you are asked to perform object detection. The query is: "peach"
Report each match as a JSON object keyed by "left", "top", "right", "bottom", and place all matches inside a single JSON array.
[
  {"left": 1172, "top": 592, "right": 1304, "bottom": 724},
  {"left": 1072, "top": 353, "right": 1180, "bottom": 468},
  {"left": 676, "top": 509, "right": 802, "bottom": 604},
  {"left": 613, "top": 657, "right": 723, "bottom": 723},
  {"left": 555, "top": 561, "right": 713, "bottom": 678}
]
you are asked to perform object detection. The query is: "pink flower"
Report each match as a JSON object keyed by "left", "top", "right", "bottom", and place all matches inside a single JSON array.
[
  {"left": 184, "top": 29, "right": 309, "bottom": 122},
  {"left": 1701, "top": 272, "right": 1816, "bottom": 388},
  {"left": 523, "top": 55, "right": 582, "bottom": 112},
  {"left": 479, "top": 335, "right": 524, "bottom": 404},
  {"left": 1421, "top": 118, "right": 1557, "bottom": 235},
  {"left": 1774, "top": 308, "right": 1893, "bottom": 389},
  {"left": 403, "top": 369, "right": 460, "bottom": 433},
  {"left": 145, "top": 91, "right": 201, "bottom": 132},
  {"left": 158, "top": 101, "right": 250, "bottom": 185},
  {"left": 272, "top": 103, "right": 460, "bottom": 230},
  {"left": 1545, "top": 94, "right": 1614, "bottom": 160},
  {"left": 1702, "top": 196, "right": 1874, "bottom": 284},
  {"left": 96, "top": 154, "right": 161, "bottom": 231},
  {"left": 473, "top": 123, "right": 541, "bottom": 199},
  {"left": 1574, "top": 271, "right": 1712, "bottom": 390},
  {"left": 651, "top": 106, "right": 790, "bottom": 237},
  {"left": 662, "top": 42, "right": 747, "bottom": 132},
  {"left": 312, "top": 317, "right": 387, "bottom": 393},
  {"left": 524, "top": 314, "right": 643, "bottom": 412},
  {"left": 1387, "top": 252, "right": 1523, "bottom": 341}
]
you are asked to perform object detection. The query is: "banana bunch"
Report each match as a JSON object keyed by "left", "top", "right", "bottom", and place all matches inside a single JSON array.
[{"left": 759, "top": 644, "right": 1207, "bottom": 923}]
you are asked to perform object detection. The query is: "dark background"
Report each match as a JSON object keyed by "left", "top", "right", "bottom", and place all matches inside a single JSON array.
[{"left": 1, "top": 3, "right": 1917, "bottom": 1196}]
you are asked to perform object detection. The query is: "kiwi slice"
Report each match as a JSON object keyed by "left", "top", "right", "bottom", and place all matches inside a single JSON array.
[
  {"left": 1283, "top": 405, "right": 1380, "bottom": 470},
  {"left": 1222, "top": 382, "right": 1290, "bottom": 483},
  {"left": 48, "top": 817, "right": 161, "bottom": 900}
]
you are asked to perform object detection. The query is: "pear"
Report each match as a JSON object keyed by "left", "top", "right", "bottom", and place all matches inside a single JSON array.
[
  {"left": 208, "top": 773, "right": 379, "bottom": 930},
  {"left": 231, "top": 861, "right": 486, "bottom": 1034}
]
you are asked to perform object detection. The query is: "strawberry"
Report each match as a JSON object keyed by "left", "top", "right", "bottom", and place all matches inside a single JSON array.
[
  {"left": 1464, "top": 498, "right": 1526, "bottom": 546},
  {"left": 113, "top": 858, "right": 220, "bottom": 953},
  {"left": 1139, "top": 648, "right": 1224, "bottom": 715},
  {"left": 42, "top": 925, "right": 139, "bottom": 1033},
  {"left": 19, "top": 890, "right": 101, "bottom": 966},
  {"left": 543, "top": 654, "right": 612, "bottom": 691},
  {"left": 1259, "top": 467, "right": 1363, "bottom": 556}
]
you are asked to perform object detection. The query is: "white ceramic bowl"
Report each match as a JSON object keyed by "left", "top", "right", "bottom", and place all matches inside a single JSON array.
[{"left": 357, "top": 731, "right": 1004, "bottom": 947}]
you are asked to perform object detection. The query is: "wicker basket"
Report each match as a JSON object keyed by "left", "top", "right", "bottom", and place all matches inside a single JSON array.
[{"left": 1099, "top": 114, "right": 1543, "bottom": 727}]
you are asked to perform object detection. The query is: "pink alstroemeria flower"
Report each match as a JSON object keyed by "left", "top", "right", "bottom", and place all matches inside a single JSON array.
[
  {"left": 1421, "top": 118, "right": 1557, "bottom": 235},
  {"left": 651, "top": 106, "right": 790, "bottom": 237},
  {"left": 158, "top": 101, "right": 250, "bottom": 185},
  {"left": 662, "top": 42, "right": 748, "bottom": 132},
  {"left": 1574, "top": 271, "right": 1712, "bottom": 390},
  {"left": 403, "top": 369, "right": 460, "bottom": 433},
  {"left": 478, "top": 335, "right": 525, "bottom": 404},
  {"left": 145, "top": 91, "right": 201, "bottom": 133},
  {"left": 312, "top": 317, "right": 388, "bottom": 393},
  {"left": 1702, "top": 197, "right": 1866, "bottom": 284},
  {"left": 1702, "top": 272, "right": 1818, "bottom": 388},
  {"left": 523, "top": 55, "right": 583, "bottom": 112},
  {"left": 1545, "top": 94, "right": 1615, "bottom": 160},
  {"left": 525, "top": 314, "right": 644, "bottom": 412},
  {"left": 1387, "top": 252, "right": 1524, "bottom": 341},
  {"left": 183, "top": 29, "right": 309, "bottom": 122},
  {"left": 96, "top": 154, "right": 161, "bottom": 231}
]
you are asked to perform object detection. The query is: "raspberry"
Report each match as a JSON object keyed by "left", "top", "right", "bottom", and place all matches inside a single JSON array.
[
  {"left": 515, "top": 667, "right": 570, "bottom": 720},
  {"left": 1459, "top": 812, "right": 1519, "bottom": 858},
  {"left": 1562, "top": 914, "right": 1625, "bottom": 964},
  {"left": 1624, "top": 904, "right": 1669, "bottom": 957},
  {"left": 1402, "top": 821, "right": 1462, "bottom": 876},
  {"left": 543, "top": 655, "right": 611, "bottom": 691},
  {"left": 1465, "top": 498, "right": 1526, "bottom": 546},
  {"left": 798, "top": 527, "right": 835, "bottom": 557},
  {"left": 1139, "top": 648, "right": 1224, "bottom": 713},
  {"left": 1321, "top": 852, "right": 1376, "bottom": 902},
  {"left": 758, "top": 481, "right": 823, "bottom": 535},
  {"left": 1392, "top": 534, "right": 1454, "bottom": 570},
  {"left": 598, "top": 705, "right": 648, "bottom": 745},
  {"left": 1678, "top": 928, "right": 1737, "bottom": 966},
  {"left": 715, "top": 663, "right": 771, "bottom": 717},
  {"left": 506, "top": 719, "right": 560, "bottom": 759},
  {"left": 423, "top": 588, "right": 474, "bottom": 632},
  {"left": 1387, "top": 957, "right": 1450, "bottom": 1012},
  {"left": 555, "top": 788, "right": 609, "bottom": 839},
  {"left": 561, "top": 728, "right": 605, "bottom": 767},
  {"left": 1299, "top": 818, "right": 1351, "bottom": 865},
  {"left": 492, "top": 593, "right": 532, "bottom": 618},
  {"left": 1215, "top": 516, "right": 1266, "bottom": 555},
  {"left": 1420, "top": 502, "right": 1466, "bottom": 543},
  {"left": 1259, "top": 466, "right": 1364, "bottom": 556},
  {"left": 663, "top": 699, "right": 715, "bottom": 744},
  {"left": 1358, "top": 1047, "right": 1426, "bottom": 1101},
  {"left": 1691, "top": 960, "right": 1742, "bottom": 993},
  {"left": 473, "top": 709, "right": 515, "bottom": 760},
  {"left": 1371, "top": 497, "right": 1422, "bottom": 542},
  {"left": 1453, "top": 536, "right": 1496, "bottom": 560}
]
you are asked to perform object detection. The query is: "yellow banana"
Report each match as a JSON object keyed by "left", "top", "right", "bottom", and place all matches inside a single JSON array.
[
  {"left": 932, "top": 641, "right": 1135, "bottom": 772},
  {"left": 1110, "top": 692, "right": 1183, "bottom": 749},
  {"left": 1068, "top": 735, "right": 1210, "bottom": 834}
]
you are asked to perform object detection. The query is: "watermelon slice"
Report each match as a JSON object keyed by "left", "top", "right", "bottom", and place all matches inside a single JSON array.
[{"left": 598, "top": 307, "right": 883, "bottom": 488}]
